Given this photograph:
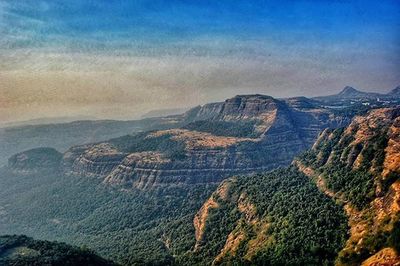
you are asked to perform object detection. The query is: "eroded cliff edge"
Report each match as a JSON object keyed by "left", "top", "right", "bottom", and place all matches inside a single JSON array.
[
  {"left": 295, "top": 107, "right": 400, "bottom": 265},
  {"left": 191, "top": 107, "right": 400, "bottom": 265},
  {"left": 59, "top": 95, "right": 351, "bottom": 189}
]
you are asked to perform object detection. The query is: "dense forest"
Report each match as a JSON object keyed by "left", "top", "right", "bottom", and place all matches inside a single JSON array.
[
  {"left": 0, "top": 235, "right": 115, "bottom": 265},
  {"left": 0, "top": 165, "right": 349, "bottom": 265},
  {"left": 0, "top": 166, "right": 350, "bottom": 265},
  {"left": 183, "top": 120, "right": 259, "bottom": 138},
  {"left": 0, "top": 167, "right": 217, "bottom": 265},
  {"left": 0, "top": 107, "right": 398, "bottom": 265},
  {"left": 298, "top": 112, "right": 400, "bottom": 265},
  {"left": 185, "top": 167, "right": 348, "bottom": 265}
]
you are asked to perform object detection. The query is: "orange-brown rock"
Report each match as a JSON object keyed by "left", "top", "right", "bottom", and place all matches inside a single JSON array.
[
  {"left": 60, "top": 95, "right": 352, "bottom": 189},
  {"left": 296, "top": 107, "right": 400, "bottom": 266}
]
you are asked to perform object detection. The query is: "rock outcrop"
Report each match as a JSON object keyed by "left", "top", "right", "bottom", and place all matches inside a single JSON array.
[
  {"left": 295, "top": 107, "right": 400, "bottom": 265},
  {"left": 60, "top": 94, "right": 352, "bottom": 189},
  {"left": 191, "top": 107, "right": 400, "bottom": 265}
]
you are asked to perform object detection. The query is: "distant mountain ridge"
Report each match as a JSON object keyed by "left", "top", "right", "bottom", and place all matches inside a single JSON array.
[
  {"left": 0, "top": 116, "right": 98, "bottom": 128},
  {"left": 10, "top": 94, "right": 356, "bottom": 189},
  {"left": 314, "top": 85, "right": 400, "bottom": 102},
  {"left": 2, "top": 86, "right": 398, "bottom": 167},
  {"left": 389, "top": 86, "right": 400, "bottom": 96},
  {"left": 0, "top": 116, "right": 182, "bottom": 166},
  {"left": 141, "top": 107, "right": 191, "bottom": 119}
]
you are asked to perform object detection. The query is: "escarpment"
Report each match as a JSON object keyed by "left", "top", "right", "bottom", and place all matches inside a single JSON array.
[
  {"left": 62, "top": 143, "right": 127, "bottom": 178},
  {"left": 189, "top": 107, "right": 399, "bottom": 265},
  {"left": 295, "top": 107, "right": 400, "bottom": 265},
  {"left": 57, "top": 95, "right": 352, "bottom": 189}
]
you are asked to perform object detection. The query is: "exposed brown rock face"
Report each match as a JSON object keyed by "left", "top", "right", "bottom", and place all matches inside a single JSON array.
[
  {"left": 193, "top": 180, "right": 232, "bottom": 250},
  {"left": 383, "top": 115, "right": 400, "bottom": 177},
  {"left": 62, "top": 143, "right": 127, "bottom": 178},
  {"left": 60, "top": 94, "right": 352, "bottom": 189},
  {"left": 192, "top": 107, "right": 399, "bottom": 265},
  {"left": 192, "top": 177, "right": 272, "bottom": 265},
  {"left": 361, "top": 248, "right": 400, "bottom": 266},
  {"left": 212, "top": 192, "right": 271, "bottom": 265},
  {"left": 295, "top": 107, "right": 400, "bottom": 265}
]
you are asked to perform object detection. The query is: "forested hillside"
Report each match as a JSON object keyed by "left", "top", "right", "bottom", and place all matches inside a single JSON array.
[
  {"left": 0, "top": 235, "right": 115, "bottom": 265},
  {"left": 186, "top": 167, "right": 348, "bottom": 265},
  {"left": 0, "top": 103, "right": 398, "bottom": 265},
  {"left": 0, "top": 166, "right": 218, "bottom": 264},
  {"left": 173, "top": 107, "right": 400, "bottom": 265},
  {"left": 296, "top": 107, "right": 400, "bottom": 265}
]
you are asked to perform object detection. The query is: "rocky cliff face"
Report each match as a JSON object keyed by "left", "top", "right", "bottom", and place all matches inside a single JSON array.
[
  {"left": 191, "top": 167, "right": 348, "bottom": 265},
  {"left": 183, "top": 95, "right": 282, "bottom": 123},
  {"left": 58, "top": 94, "right": 352, "bottom": 189},
  {"left": 296, "top": 107, "right": 400, "bottom": 265},
  {"left": 191, "top": 107, "right": 400, "bottom": 265},
  {"left": 58, "top": 95, "right": 355, "bottom": 189}
]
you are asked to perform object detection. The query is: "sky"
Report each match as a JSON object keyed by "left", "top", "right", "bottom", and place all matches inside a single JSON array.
[{"left": 0, "top": 0, "right": 399, "bottom": 123}]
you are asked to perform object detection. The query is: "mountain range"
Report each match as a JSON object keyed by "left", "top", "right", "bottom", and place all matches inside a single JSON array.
[
  {"left": 0, "top": 87, "right": 399, "bottom": 265},
  {"left": 193, "top": 107, "right": 400, "bottom": 265},
  {"left": 11, "top": 94, "right": 353, "bottom": 189},
  {"left": 314, "top": 86, "right": 400, "bottom": 103}
]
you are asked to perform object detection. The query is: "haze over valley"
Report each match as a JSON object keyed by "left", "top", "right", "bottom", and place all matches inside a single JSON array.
[{"left": 1, "top": 1, "right": 399, "bottom": 265}]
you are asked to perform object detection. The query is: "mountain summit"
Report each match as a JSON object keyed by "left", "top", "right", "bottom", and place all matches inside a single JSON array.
[
  {"left": 389, "top": 86, "right": 400, "bottom": 95},
  {"left": 338, "top": 86, "right": 362, "bottom": 96},
  {"left": 57, "top": 94, "right": 353, "bottom": 189},
  {"left": 314, "top": 85, "right": 400, "bottom": 102}
]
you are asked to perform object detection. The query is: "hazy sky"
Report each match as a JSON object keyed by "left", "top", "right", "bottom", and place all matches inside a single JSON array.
[{"left": 1, "top": 0, "right": 399, "bottom": 123}]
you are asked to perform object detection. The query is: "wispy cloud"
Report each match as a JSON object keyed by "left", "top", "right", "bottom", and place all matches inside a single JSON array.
[{"left": 0, "top": 0, "right": 399, "bottom": 123}]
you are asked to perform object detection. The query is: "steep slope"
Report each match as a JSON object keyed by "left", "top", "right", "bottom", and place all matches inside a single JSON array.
[
  {"left": 1, "top": 106, "right": 399, "bottom": 265},
  {"left": 0, "top": 235, "right": 115, "bottom": 266},
  {"left": 189, "top": 167, "right": 348, "bottom": 265},
  {"left": 190, "top": 107, "right": 399, "bottom": 265},
  {"left": 296, "top": 107, "right": 400, "bottom": 265},
  {"left": 60, "top": 94, "right": 352, "bottom": 189},
  {"left": 0, "top": 165, "right": 217, "bottom": 265}
]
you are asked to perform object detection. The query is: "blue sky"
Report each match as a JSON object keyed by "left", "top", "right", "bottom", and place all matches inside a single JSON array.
[
  {"left": 3, "top": 0, "right": 399, "bottom": 52},
  {"left": 1, "top": 0, "right": 399, "bottom": 122}
]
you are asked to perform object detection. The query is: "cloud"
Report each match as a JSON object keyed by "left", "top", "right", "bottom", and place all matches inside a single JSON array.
[
  {"left": 1, "top": 43, "right": 399, "bottom": 123},
  {"left": 0, "top": 0, "right": 399, "bottom": 123}
]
